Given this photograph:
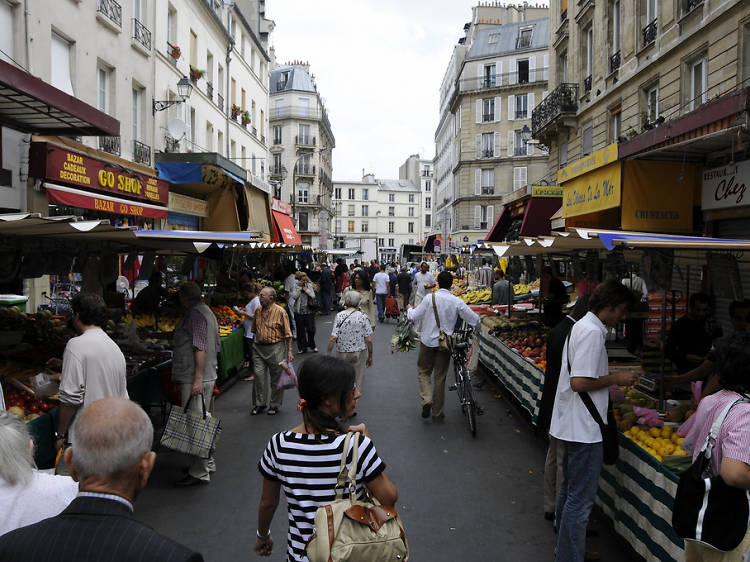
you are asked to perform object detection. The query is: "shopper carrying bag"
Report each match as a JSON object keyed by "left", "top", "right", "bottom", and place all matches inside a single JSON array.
[{"left": 160, "top": 393, "right": 221, "bottom": 459}]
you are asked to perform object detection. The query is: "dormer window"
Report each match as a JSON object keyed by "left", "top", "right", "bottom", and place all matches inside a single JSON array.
[
  {"left": 517, "top": 27, "right": 533, "bottom": 48},
  {"left": 488, "top": 32, "right": 500, "bottom": 44},
  {"left": 277, "top": 71, "right": 290, "bottom": 90}
]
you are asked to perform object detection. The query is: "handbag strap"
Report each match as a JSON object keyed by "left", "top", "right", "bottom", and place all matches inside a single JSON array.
[
  {"left": 565, "top": 334, "right": 608, "bottom": 431},
  {"left": 182, "top": 392, "right": 207, "bottom": 418},
  {"left": 334, "top": 433, "right": 358, "bottom": 500},
  {"left": 702, "top": 397, "right": 750, "bottom": 460},
  {"left": 431, "top": 292, "right": 442, "bottom": 331}
]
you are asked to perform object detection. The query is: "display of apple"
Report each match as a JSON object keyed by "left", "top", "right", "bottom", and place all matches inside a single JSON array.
[{"left": 3, "top": 389, "right": 56, "bottom": 422}]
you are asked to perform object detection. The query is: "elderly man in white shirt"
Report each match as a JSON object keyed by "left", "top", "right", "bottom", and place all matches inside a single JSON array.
[
  {"left": 407, "top": 271, "right": 480, "bottom": 420},
  {"left": 412, "top": 262, "right": 436, "bottom": 307},
  {"left": 549, "top": 279, "right": 639, "bottom": 562}
]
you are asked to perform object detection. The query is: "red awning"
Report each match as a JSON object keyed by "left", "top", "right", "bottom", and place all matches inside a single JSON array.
[
  {"left": 519, "top": 196, "right": 562, "bottom": 237},
  {"left": 485, "top": 206, "right": 508, "bottom": 242},
  {"left": 0, "top": 59, "right": 119, "bottom": 136},
  {"left": 45, "top": 183, "right": 168, "bottom": 220},
  {"left": 271, "top": 210, "right": 302, "bottom": 245}
]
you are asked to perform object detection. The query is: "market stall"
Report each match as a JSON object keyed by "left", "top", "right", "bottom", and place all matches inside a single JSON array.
[{"left": 475, "top": 228, "right": 750, "bottom": 561}]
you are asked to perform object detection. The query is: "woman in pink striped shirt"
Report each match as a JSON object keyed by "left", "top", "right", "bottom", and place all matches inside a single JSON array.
[{"left": 683, "top": 333, "right": 750, "bottom": 561}]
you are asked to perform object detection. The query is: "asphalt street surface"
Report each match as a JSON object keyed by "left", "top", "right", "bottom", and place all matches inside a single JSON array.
[{"left": 137, "top": 314, "right": 637, "bottom": 561}]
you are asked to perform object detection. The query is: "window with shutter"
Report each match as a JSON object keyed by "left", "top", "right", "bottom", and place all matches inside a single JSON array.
[
  {"left": 543, "top": 54, "right": 549, "bottom": 80},
  {"left": 497, "top": 61, "right": 503, "bottom": 85},
  {"left": 493, "top": 132, "right": 501, "bottom": 157},
  {"left": 474, "top": 206, "right": 481, "bottom": 229},
  {"left": 50, "top": 33, "right": 74, "bottom": 95},
  {"left": 487, "top": 205, "right": 494, "bottom": 228},
  {"left": 481, "top": 169, "right": 494, "bottom": 195},
  {"left": 477, "top": 64, "right": 484, "bottom": 89},
  {"left": 529, "top": 92, "right": 535, "bottom": 112},
  {"left": 476, "top": 100, "right": 482, "bottom": 124},
  {"left": 494, "top": 96, "right": 501, "bottom": 121},
  {"left": 475, "top": 169, "right": 481, "bottom": 195},
  {"left": 475, "top": 134, "right": 482, "bottom": 158},
  {"left": 508, "top": 95, "right": 515, "bottom": 121},
  {"left": 509, "top": 58, "right": 517, "bottom": 84},
  {"left": 507, "top": 130, "right": 514, "bottom": 157},
  {"left": 529, "top": 56, "right": 536, "bottom": 82}
]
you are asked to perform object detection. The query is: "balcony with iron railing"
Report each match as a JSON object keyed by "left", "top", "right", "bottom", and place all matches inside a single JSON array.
[
  {"left": 610, "top": 51, "right": 621, "bottom": 73},
  {"left": 482, "top": 113, "right": 494, "bottom": 122},
  {"left": 295, "top": 135, "right": 316, "bottom": 147},
  {"left": 584, "top": 75, "right": 592, "bottom": 93},
  {"left": 514, "top": 146, "right": 528, "bottom": 157},
  {"left": 459, "top": 68, "right": 549, "bottom": 93},
  {"left": 217, "top": 93, "right": 224, "bottom": 112},
  {"left": 132, "top": 18, "right": 151, "bottom": 51},
  {"left": 295, "top": 164, "right": 316, "bottom": 176},
  {"left": 99, "top": 135, "right": 121, "bottom": 156},
  {"left": 270, "top": 166, "right": 284, "bottom": 177},
  {"left": 251, "top": 126, "right": 257, "bottom": 137},
  {"left": 164, "top": 136, "right": 180, "bottom": 153},
  {"left": 97, "top": 0, "right": 122, "bottom": 28},
  {"left": 686, "top": 0, "right": 703, "bottom": 11},
  {"left": 481, "top": 149, "right": 494, "bottom": 158},
  {"left": 133, "top": 140, "right": 151, "bottom": 166},
  {"left": 421, "top": 170, "right": 433, "bottom": 177},
  {"left": 515, "top": 110, "right": 529, "bottom": 119},
  {"left": 531, "top": 82, "right": 579, "bottom": 138},
  {"left": 642, "top": 19, "right": 657, "bottom": 47},
  {"left": 206, "top": 82, "right": 213, "bottom": 101}
]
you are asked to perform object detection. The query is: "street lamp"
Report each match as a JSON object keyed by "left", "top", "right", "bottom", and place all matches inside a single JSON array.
[
  {"left": 152, "top": 76, "right": 194, "bottom": 114},
  {"left": 520, "top": 124, "right": 532, "bottom": 145}
]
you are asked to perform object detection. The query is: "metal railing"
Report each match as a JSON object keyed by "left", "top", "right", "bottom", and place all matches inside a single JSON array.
[
  {"left": 481, "top": 149, "right": 494, "bottom": 158},
  {"left": 422, "top": 170, "right": 433, "bottom": 177},
  {"left": 515, "top": 110, "right": 529, "bottom": 119},
  {"left": 610, "top": 51, "right": 621, "bottom": 73},
  {"left": 481, "top": 186, "right": 494, "bottom": 195},
  {"left": 482, "top": 113, "right": 494, "bottom": 122},
  {"left": 97, "top": 0, "right": 122, "bottom": 27},
  {"left": 272, "top": 136, "right": 282, "bottom": 145},
  {"left": 133, "top": 140, "right": 151, "bottom": 165},
  {"left": 99, "top": 135, "right": 121, "bottom": 156},
  {"left": 270, "top": 166, "right": 284, "bottom": 176},
  {"left": 531, "top": 82, "right": 579, "bottom": 136},
  {"left": 206, "top": 82, "right": 213, "bottom": 101},
  {"left": 514, "top": 146, "right": 528, "bottom": 156},
  {"left": 261, "top": 135, "right": 266, "bottom": 145},
  {"left": 251, "top": 126, "right": 257, "bottom": 137},
  {"left": 217, "top": 93, "right": 224, "bottom": 112},
  {"left": 295, "top": 135, "right": 316, "bottom": 146},
  {"left": 164, "top": 136, "right": 179, "bottom": 153},
  {"left": 295, "top": 164, "right": 316, "bottom": 175},
  {"left": 132, "top": 18, "right": 151, "bottom": 50},
  {"left": 643, "top": 18, "right": 657, "bottom": 46},
  {"left": 686, "top": 0, "right": 703, "bottom": 11},
  {"left": 458, "top": 68, "right": 549, "bottom": 93},
  {"left": 584, "top": 74, "right": 592, "bottom": 92}
]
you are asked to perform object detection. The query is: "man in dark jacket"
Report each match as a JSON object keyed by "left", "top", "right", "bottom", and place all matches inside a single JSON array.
[
  {"left": 319, "top": 263, "right": 334, "bottom": 315},
  {"left": 0, "top": 397, "right": 203, "bottom": 561}
]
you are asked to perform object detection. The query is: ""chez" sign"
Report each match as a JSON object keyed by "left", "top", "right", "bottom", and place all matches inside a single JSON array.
[{"left": 702, "top": 160, "right": 749, "bottom": 211}]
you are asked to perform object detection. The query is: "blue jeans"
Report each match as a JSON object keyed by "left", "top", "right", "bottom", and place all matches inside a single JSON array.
[
  {"left": 555, "top": 440, "right": 603, "bottom": 562},
  {"left": 375, "top": 293, "right": 387, "bottom": 320},
  {"left": 320, "top": 289, "right": 332, "bottom": 314}
]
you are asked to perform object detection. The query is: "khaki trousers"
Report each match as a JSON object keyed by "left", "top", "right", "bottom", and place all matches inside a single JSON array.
[
  {"left": 179, "top": 380, "right": 216, "bottom": 482},
  {"left": 253, "top": 341, "right": 286, "bottom": 409},
  {"left": 417, "top": 343, "right": 452, "bottom": 418},
  {"left": 544, "top": 435, "right": 565, "bottom": 513},
  {"left": 337, "top": 349, "right": 368, "bottom": 390},
  {"left": 685, "top": 527, "right": 750, "bottom": 562}
]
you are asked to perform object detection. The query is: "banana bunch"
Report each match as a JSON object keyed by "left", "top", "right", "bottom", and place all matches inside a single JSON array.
[
  {"left": 133, "top": 315, "right": 177, "bottom": 332},
  {"left": 219, "top": 326, "right": 234, "bottom": 337},
  {"left": 513, "top": 283, "right": 531, "bottom": 295},
  {"left": 461, "top": 289, "right": 491, "bottom": 304}
]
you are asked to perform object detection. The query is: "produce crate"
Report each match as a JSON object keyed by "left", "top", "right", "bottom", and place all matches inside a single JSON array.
[{"left": 0, "top": 294, "right": 28, "bottom": 313}]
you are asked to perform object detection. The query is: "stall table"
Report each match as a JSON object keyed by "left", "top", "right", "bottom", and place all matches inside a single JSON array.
[{"left": 218, "top": 328, "right": 244, "bottom": 382}]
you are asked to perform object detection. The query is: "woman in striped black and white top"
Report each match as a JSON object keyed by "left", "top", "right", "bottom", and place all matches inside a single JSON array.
[{"left": 254, "top": 355, "right": 398, "bottom": 561}]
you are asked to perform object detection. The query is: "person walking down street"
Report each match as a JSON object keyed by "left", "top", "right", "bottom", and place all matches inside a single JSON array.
[
  {"left": 388, "top": 266, "right": 398, "bottom": 298},
  {"left": 251, "top": 287, "right": 294, "bottom": 416},
  {"left": 328, "top": 291, "right": 373, "bottom": 394},
  {"left": 413, "top": 262, "right": 436, "bottom": 307},
  {"left": 283, "top": 268, "right": 298, "bottom": 340},
  {"left": 334, "top": 259, "right": 349, "bottom": 305},
  {"left": 407, "top": 271, "right": 480, "bottom": 420},
  {"left": 341, "top": 270, "right": 375, "bottom": 329},
  {"left": 254, "top": 355, "right": 398, "bottom": 561},
  {"left": 681, "top": 333, "right": 750, "bottom": 561},
  {"left": 491, "top": 269, "right": 511, "bottom": 306},
  {"left": 319, "top": 263, "right": 334, "bottom": 315},
  {"left": 372, "top": 268, "right": 390, "bottom": 323},
  {"left": 234, "top": 283, "right": 261, "bottom": 377},
  {"left": 172, "top": 282, "right": 220, "bottom": 487},
  {"left": 550, "top": 280, "right": 639, "bottom": 561},
  {"left": 0, "top": 398, "right": 204, "bottom": 561},
  {"left": 44, "top": 293, "right": 128, "bottom": 470},
  {"left": 397, "top": 266, "right": 413, "bottom": 311},
  {"left": 292, "top": 274, "right": 318, "bottom": 354}
]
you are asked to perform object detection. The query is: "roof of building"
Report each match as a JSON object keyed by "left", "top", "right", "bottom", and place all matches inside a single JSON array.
[
  {"left": 270, "top": 65, "right": 317, "bottom": 94},
  {"left": 466, "top": 18, "right": 549, "bottom": 60},
  {"left": 377, "top": 179, "right": 419, "bottom": 192}
]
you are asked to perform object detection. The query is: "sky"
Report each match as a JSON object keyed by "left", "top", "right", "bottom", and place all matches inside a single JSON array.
[{"left": 266, "top": 0, "right": 481, "bottom": 182}]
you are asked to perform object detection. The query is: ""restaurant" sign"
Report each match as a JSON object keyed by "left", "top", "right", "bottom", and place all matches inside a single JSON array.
[{"left": 702, "top": 160, "right": 749, "bottom": 211}]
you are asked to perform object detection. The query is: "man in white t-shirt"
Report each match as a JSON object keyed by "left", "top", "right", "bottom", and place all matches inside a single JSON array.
[
  {"left": 413, "top": 262, "right": 436, "bottom": 307},
  {"left": 235, "top": 283, "right": 261, "bottom": 379},
  {"left": 549, "top": 280, "right": 639, "bottom": 562},
  {"left": 372, "top": 269, "right": 390, "bottom": 323},
  {"left": 283, "top": 268, "right": 298, "bottom": 339}
]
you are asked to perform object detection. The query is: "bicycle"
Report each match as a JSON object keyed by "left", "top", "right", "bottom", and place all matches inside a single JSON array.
[{"left": 449, "top": 327, "right": 482, "bottom": 436}]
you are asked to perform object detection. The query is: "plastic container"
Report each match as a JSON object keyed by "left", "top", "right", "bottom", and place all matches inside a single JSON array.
[{"left": 0, "top": 294, "right": 28, "bottom": 313}]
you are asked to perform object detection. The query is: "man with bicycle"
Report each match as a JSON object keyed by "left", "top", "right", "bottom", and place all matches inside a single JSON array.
[{"left": 407, "top": 271, "right": 479, "bottom": 420}]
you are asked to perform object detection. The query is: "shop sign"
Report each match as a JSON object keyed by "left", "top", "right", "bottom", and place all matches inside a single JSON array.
[
  {"left": 31, "top": 143, "right": 168, "bottom": 206},
  {"left": 702, "top": 160, "right": 749, "bottom": 211},
  {"left": 557, "top": 143, "right": 618, "bottom": 185},
  {"left": 622, "top": 161, "right": 695, "bottom": 232},
  {"left": 45, "top": 184, "right": 168, "bottom": 220},
  {"left": 272, "top": 197, "right": 293, "bottom": 215},
  {"left": 562, "top": 162, "right": 621, "bottom": 218},
  {"left": 168, "top": 192, "right": 208, "bottom": 217},
  {"left": 531, "top": 185, "right": 563, "bottom": 198}
]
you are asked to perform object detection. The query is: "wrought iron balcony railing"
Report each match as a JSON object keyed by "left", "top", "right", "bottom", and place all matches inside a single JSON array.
[
  {"left": 295, "top": 164, "right": 316, "bottom": 176},
  {"left": 610, "top": 51, "right": 621, "bottom": 73},
  {"left": 206, "top": 82, "right": 213, "bottom": 101},
  {"left": 686, "top": 0, "right": 703, "bottom": 11},
  {"left": 482, "top": 149, "right": 494, "bottom": 158},
  {"left": 514, "top": 146, "right": 528, "bottom": 156},
  {"left": 217, "top": 93, "right": 224, "bottom": 112},
  {"left": 295, "top": 135, "right": 316, "bottom": 146},
  {"left": 584, "top": 74, "right": 592, "bottom": 92},
  {"left": 531, "top": 82, "right": 579, "bottom": 136},
  {"left": 99, "top": 135, "right": 121, "bottom": 156},
  {"left": 132, "top": 18, "right": 151, "bottom": 50},
  {"left": 515, "top": 110, "right": 529, "bottom": 119},
  {"left": 164, "top": 136, "right": 180, "bottom": 153},
  {"left": 643, "top": 18, "right": 657, "bottom": 47},
  {"left": 482, "top": 113, "right": 494, "bottom": 122},
  {"left": 133, "top": 140, "right": 151, "bottom": 166},
  {"left": 97, "top": 0, "right": 122, "bottom": 27}
]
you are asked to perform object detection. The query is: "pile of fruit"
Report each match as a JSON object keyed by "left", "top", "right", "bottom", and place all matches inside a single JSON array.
[
  {"left": 483, "top": 316, "right": 548, "bottom": 369},
  {"left": 450, "top": 279, "right": 468, "bottom": 296},
  {"left": 513, "top": 283, "right": 532, "bottom": 295},
  {"left": 623, "top": 424, "right": 688, "bottom": 462},
  {"left": 460, "top": 288, "right": 491, "bottom": 304},
  {"left": 210, "top": 305, "right": 242, "bottom": 337},
  {"left": 132, "top": 313, "right": 179, "bottom": 332},
  {"left": 4, "top": 388, "right": 57, "bottom": 422}
]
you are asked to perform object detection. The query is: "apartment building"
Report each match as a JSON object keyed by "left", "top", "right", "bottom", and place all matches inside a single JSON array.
[
  {"left": 434, "top": 2, "right": 549, "bottom": 252},
  {"left": 533, "top": 0, "right": 750, "bottom": 231},
  {"left": 332, "top": 174, "right": 422, "bottom": 263},
  {"left": 269, "top": 62, "right": 335, "bottom": 248},
  {"left": 399, "top": 154, "right": 435, "bottom": 238}
]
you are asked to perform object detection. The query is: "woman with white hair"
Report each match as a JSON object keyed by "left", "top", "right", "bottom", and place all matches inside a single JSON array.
[
  {"left": 327, "top": 290, "right": 374, "bottom": 396},
  {"left": 0, "top": 411, "right": 77, "bottom": 535}
]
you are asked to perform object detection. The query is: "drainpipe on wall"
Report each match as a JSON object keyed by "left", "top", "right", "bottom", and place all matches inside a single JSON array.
[{"left": 225, "top": 7, "right": 233, "bottom": 158}]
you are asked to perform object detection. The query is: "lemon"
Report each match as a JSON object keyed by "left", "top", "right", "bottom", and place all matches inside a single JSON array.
[
  {"left": 649, "top": 427, "right": 661, "bottom": 438},
  {"left": 661, "top": 426, "right": 673, "bottom": 439}
]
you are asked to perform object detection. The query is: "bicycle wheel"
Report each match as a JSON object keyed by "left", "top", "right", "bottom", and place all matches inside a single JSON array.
[
  {"left": 462, "top": 370, "right": 477, "bottom": 437},
  {"left": 453, "top": 357, "right": 465, "bottom": 405}
]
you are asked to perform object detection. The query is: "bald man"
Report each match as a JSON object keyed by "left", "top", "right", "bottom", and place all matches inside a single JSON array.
[{"left": 0, "top": 398, "right": 203, "bottom": 561}]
